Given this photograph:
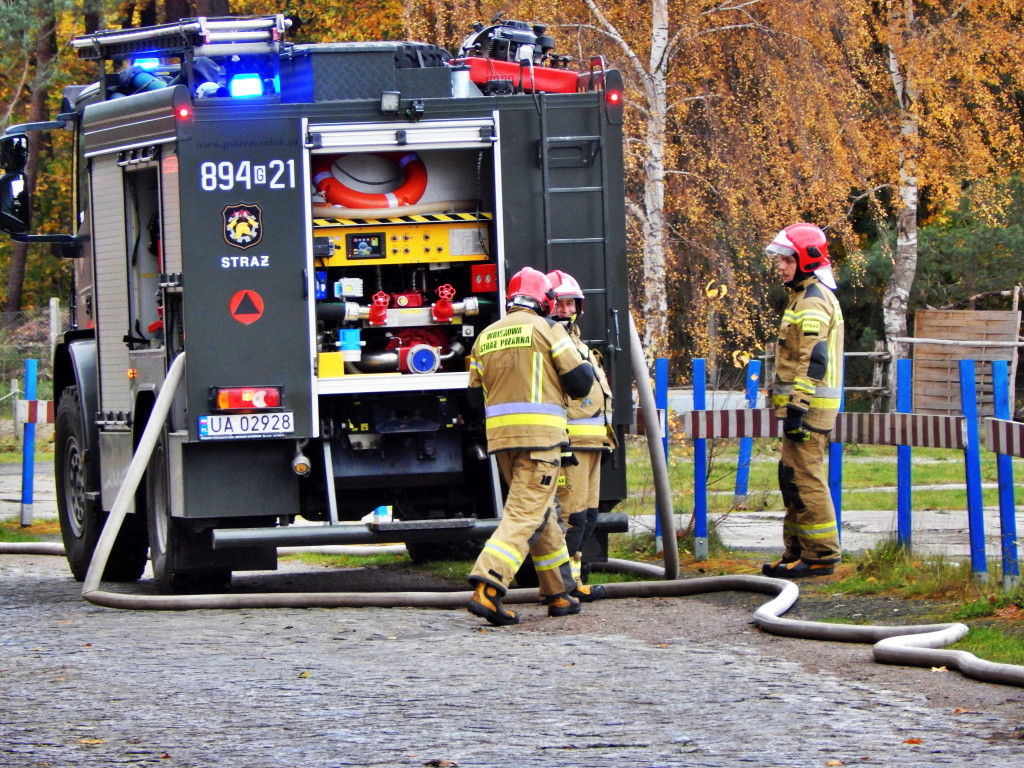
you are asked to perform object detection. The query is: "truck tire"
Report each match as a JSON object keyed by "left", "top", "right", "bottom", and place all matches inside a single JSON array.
[
  {"left": 55, "top": 386, "right": 147, "bottom": 582},
  {"left": 405, "top": 538, "right": 483, "bottom": 564},
  {"left": 146, "top": 434, "right": 230, "bottom": 593}
]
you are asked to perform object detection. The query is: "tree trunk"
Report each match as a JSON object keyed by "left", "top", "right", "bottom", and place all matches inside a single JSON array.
[
  {"left": 5, "top": 12, "right": 55, "bottom": 312},
  {"left": 881, "top": 2, "right": 920, "bottom": 410},
  {"left": 640, "top": 80, "right": 669, "bottom": 363}
]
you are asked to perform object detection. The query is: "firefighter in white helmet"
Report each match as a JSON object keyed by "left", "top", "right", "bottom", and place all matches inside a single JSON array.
[
  {"left": 545, "top": 269, "right": 616, "bottom": 600},
  {"left": 466, "top": 267, "right": 595, "bottom": 625},
  {"left": 763, "top": 223, "right": 844, "bottom": 577}
]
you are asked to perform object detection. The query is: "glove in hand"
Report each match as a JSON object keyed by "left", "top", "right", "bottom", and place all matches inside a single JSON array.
[{"left": 782, "top": 407, "right": 810, "bottom": 442}]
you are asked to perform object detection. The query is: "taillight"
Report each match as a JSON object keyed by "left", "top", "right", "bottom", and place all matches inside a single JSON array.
[{"left": 212, "top": 386, "right": 282, "bottom": 411}]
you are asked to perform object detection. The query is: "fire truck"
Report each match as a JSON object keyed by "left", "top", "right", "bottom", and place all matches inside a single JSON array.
[{"left": 0, "top": 15, "right": 632, "bottom": 591}]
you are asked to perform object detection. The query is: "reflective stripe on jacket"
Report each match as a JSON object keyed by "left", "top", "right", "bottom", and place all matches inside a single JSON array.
[
  {"left": 565, "top": 326, "right": 615, "bottom": 451},
  {"left": 469, "top": 307, "right": 591, "bottom": 452},
  {"left": 771, "top": 275, "right": 844, "bottom": 432}
]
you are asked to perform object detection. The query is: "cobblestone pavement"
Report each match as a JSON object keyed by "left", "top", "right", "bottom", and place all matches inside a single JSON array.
[{"left": 2, "top": 555, "right": 1024, "bottom": 767}]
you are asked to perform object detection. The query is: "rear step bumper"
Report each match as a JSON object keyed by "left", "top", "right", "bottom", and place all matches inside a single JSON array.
[{"left": 212, "top": 512, "right": 629, "bottom": 549}]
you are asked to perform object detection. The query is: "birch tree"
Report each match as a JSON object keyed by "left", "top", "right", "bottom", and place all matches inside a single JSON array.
[
  {"left": 572, "top": 0, "right": 777, "bottom": 362},
  {"left": 866, "top": 1, "right": 1024, "bottom": 401}
]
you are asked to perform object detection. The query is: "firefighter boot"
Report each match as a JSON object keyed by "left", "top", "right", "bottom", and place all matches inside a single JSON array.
[
  {"left": 761, "top": 556, "right": 799, "bottom": 576},
  {"left": 542, "top": 592, "right": 581, "bottom": 618},
  {"left": 571, "top": 583, "right": 606, "bottom": 602},
  {"left": 566, "top": 554, "right": 605, "bottom": 602},
  {"left": 468, "top": 581, "right": 520, "bottom": 626},
  {"left": 764, "top": 560, "right": 835, "bottom": 579}
]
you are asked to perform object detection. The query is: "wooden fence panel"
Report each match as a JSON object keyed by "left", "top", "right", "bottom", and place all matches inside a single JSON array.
[{"left": 913, "top": 309, "right": 1019, "bottom": 417}]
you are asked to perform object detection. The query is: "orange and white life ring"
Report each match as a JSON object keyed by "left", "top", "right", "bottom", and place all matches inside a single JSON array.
[{"left": 312, "top": 152, "right": 428, "bottom": 209}]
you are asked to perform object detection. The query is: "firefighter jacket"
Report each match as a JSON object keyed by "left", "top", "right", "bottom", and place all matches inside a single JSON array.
[
  {"left": 771, "top": 274, "right": 845, "bottom": 432},
  {"left": 564, "top": 324, "right": 616, "bottom": 452},
  {"left": 468, "top": 306, "right": 594, "bottom": 453}
]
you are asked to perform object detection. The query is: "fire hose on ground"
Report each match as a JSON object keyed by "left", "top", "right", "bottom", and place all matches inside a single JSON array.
[{"left": 2, "top": 335, "right": 1024, "bottom": 688}]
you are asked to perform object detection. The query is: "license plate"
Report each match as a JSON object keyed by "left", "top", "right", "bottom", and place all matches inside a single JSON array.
[{"left": 198, "top": 412, "right": 294, "bottom": 440}]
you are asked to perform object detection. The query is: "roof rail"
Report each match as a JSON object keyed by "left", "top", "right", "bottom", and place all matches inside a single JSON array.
[{"left": 72, "top": 15, "right": 291, "bottom": 61}]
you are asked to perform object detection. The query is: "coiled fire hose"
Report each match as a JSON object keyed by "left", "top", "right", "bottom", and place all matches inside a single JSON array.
[{"left": 3, "top": 340, "right": 1024, "bottom": 688}]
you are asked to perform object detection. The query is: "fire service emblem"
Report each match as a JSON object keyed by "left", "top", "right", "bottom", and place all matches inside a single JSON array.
[{"left": 223, "top": 204, "right": 263, "bottom": 249}]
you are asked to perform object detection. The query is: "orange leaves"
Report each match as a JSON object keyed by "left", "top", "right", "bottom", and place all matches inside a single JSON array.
[{"left": 995, "top": 603, "right": 1023, "bottom": 619}]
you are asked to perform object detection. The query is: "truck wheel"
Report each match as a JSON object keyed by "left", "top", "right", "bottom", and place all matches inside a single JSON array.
[
  {"left": 55, "top": 386, "right": 147, "bottom": 582},
  {"left": 146, "top": 434, "right": 180, "bottom": 592},
  {"left": 146, "top": 435, "right": 230, "bottom": 593},
  {"left": 405, "top": 538, "right": 484, "bottom": 564}
]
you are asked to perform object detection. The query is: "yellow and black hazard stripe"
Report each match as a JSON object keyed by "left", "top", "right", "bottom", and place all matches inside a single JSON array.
[{"left": 313, "top": 212, "right": 494, "bottom": 228}]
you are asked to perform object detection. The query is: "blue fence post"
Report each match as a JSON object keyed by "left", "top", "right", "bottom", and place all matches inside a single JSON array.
[
  {"left": 896, "top": 359, "right": 913, "bottom": 550},
  {"left": 828, "top": 357, "right": 845, "bottom": 541},
  {"left": 654, "top": 357, "right": 669, "bottom": 556},
  {"left": 693, "top": 358, "right": 708, "bottom": 561},
  {"left": 959, "top": 359, "right": 987, "bottom": 581},
  {"left": 991, "top": 360, "right": 1020, "bottom": 590},
  {"left": 20, "top": 359, "right": 38, "bottom": 527},
  {"left": 733, "top": 360, "right": 761, "bottom": 508}
]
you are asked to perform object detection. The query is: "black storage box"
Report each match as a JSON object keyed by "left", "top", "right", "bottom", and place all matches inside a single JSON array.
[{"left": 279, "top": 42, "right": 453, "bottom": 103}]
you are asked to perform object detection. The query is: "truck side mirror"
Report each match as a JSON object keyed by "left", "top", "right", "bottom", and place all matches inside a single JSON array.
[
  {"left": 0, "top": 133, "right": 29, "bottom": 172},
  {"left": 0, "top": 171, "right": 31, "bottom": 235}
]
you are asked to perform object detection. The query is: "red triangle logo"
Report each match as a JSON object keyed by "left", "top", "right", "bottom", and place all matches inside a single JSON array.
[{"left": 230, "top": 290, "right": 264, "bottom": 324}]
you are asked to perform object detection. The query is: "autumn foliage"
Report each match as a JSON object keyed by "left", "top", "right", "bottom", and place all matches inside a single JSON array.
[{"left": 3, "top": 0, "right": 1024, "bottom": 381}]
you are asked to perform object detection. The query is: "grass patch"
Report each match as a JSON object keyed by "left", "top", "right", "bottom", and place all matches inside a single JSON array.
[
  {"left": 817, "top": 539, "right": 985, "bottom": 601},
  {"left": 0, "top": 519, "right": 61, "bottom": 542},
  {"left": 0, "top": 422, "right": 54, "bottom": 464},
  {"left": 953, "top": 625, "right": 1024, "bottom": 666},
  {"left": 280, "top": 550, "right": 411, "bottom": 569},
  {"left": 416, "top": 558, "right": 472, "bottom": 584}
]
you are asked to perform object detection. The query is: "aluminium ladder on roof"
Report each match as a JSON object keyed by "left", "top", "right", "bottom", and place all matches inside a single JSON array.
[{"left": 72, "top": 15, "right": 291, "bottom": 62}]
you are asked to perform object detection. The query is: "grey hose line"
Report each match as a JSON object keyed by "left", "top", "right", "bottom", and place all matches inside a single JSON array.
[
  {"left": 83, "top": 352, "right": 187, "bottom": 597},
  {"left": 628, "top": 311, "right": 678, "bottom": 579},
  {"left": 595, "top": 560, "right": 1024, "bottom": 687},
  {"left": 5, "top": 542, "right": 1024, "bottom": 686},
  {"left": 0, "top": 542, "right": 65, "bottom": 556}
]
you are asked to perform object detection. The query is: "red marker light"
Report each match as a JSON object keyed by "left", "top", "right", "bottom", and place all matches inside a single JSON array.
[
  {"left": 176, "top": 105, "right": 191, "bottom": 119},
  {"left": 607, "top": 90, "right": 622, "bottom": 106}
]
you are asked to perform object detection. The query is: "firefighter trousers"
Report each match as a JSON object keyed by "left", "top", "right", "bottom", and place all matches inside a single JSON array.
[
  {"left": 778, "top": 431, "right": 841, "bottom": 565},
  {"left": 470, "top": 447, "right": 575, "bottom": 598},
  {"left": 557, "top": 451, "right": 601, "bottom": 586}
]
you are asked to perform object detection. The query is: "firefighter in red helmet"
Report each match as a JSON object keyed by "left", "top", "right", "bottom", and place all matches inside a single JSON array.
[
  {"left": 466, "top": 267, "right": 595, "bottom": 625},
  {"left": 763, "top": 223, "right": 844, "bottom": 577},
  {"left": 545, "top": 269, "right": 616, "bottom": 601}
]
